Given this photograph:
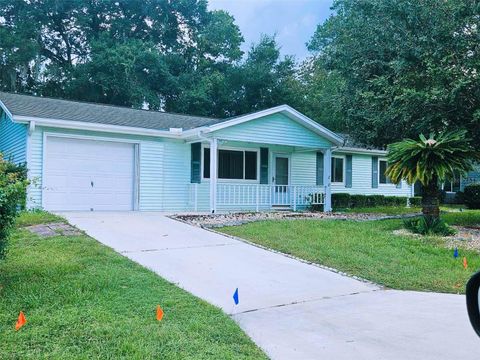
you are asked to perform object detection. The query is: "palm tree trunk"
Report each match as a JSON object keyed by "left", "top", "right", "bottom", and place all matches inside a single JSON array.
[{"left": 422, "top": 177, "right": 440, "bottom": 220}]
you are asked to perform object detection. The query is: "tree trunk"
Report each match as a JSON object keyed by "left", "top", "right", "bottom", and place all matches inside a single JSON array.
[{"left": 421, "top": 177, "right": 440, "bottom": 220}]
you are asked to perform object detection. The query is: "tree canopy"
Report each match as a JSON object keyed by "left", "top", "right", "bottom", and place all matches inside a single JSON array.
[
  {"left": 0, "top": 0, "right": 304, "bottom": 118},
  {"left": 1, "top": 0, "right": 479, "bottom": 147},
  {"left": 308, "top": 0, "right": 480, "bottom": 147}
]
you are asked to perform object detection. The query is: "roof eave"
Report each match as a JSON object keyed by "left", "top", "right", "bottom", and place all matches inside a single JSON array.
[
  {"left": 0, "top": 100, "right": 13, "bottom": 120},
  {"left": 334, "top": 146, "right": 388, "bottom": 156},
  {"left": 12, "top": 115, "right": 184, "bottom": 139}
]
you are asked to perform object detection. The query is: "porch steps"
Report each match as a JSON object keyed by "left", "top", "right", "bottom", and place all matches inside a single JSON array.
[{"left": 271, "top": 205, "right": 292, "bottom": 211}]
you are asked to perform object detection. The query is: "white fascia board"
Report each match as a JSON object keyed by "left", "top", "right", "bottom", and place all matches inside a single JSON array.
[
  {"left": 334, "top": 146, "right": 388, "bottom": 156},
  {"left": 12, "top": 115, "right": 183, "bottom": 139},
  {"left": 182, "top": 127, "right": 209, "bottom": 139},
  {"left": 205, "top": 105, "right": 344, "bottom": 146},
  {"left": 0, "top": 100, "right": 13, "bottom": 120}
]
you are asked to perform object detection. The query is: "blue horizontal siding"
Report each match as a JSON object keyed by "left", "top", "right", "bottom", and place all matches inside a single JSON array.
[
  {"left": 0, "top": 111, "right": 27, "bottom": 163},
  {"left": 331, "top": 153, "right": 411, "bottom": 197},
  {"left": 461, "top": 165, "right": 480, "bottom": 190},
  {"left": 210, "top": 113, "right": 332, "bottom": 148},
  {"left": 28, "top": 127, "right": 190, "bottom": 211}
]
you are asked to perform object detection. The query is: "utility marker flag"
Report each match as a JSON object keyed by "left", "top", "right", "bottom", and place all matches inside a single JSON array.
[
  {"left": 233, "top": 288, "right": 239, "bottom": 305},
  {"left": 463, "top": 257, "right": 468, "bottom": 270},
  {"left": 454, "top": 248, "right": 459, "bottom": 258},
  {"left": 156, "top": 305, "right": 164, "bottom": 321},
  {"left": 15, "top": 311, "right": 26, "bottom": 331}
]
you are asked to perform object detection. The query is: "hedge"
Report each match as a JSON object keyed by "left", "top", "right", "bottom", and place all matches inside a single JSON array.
[
  {"left": 464, "top": 184, "right": 480, "bottom": 209},
  {"left": 332, "top": 193, "right": 420, "bottom": 209},
  {"left": 0, "top": 154, "right": 28, "bottom": 260}
]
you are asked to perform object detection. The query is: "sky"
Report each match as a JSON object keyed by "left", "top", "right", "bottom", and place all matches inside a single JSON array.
[{"left": 208, "top": 0, "right": 334, "bottom": 61}]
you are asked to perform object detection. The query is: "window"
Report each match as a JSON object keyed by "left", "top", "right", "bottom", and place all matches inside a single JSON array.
[
  {"left": 331, "top": 157, "right": 344, "bottom": 183},
  {"left": 443, "top": 172, "right": 461, "bottom": 192},
  {"left": 219, "top": 150, "right": 244, "bottom": 179},
  {"left": 203, "top": 148, "right": 258, "bottom": 180},
  {"left": 244, "top": 151, "right": 258, "bottom": 180},
  {"left": 379, "top": 160, "right": 391, "bottom": 184},
  {"left": 203, "top": 148, "right": 210, "bottom": 178}
]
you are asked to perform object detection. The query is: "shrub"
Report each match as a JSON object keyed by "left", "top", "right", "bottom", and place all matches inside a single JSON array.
[
  {"left": 332, "top": 193, "right": 410, "bottom": 209},
  {"left": 454, "top": 191, "right": 465, "bottom": 205},
  {"left": 404, "top": 217, "right": 456, "bottom": 236},
  {"left": 332, "top": 193, "right": 351, "bottom": 208},
  {"left": 464, "top": 184, "right": 480, "bottom": 209},
  {"left": 0, "top": 154, "right": 29, "bottom": 260},
  {"left": 409, "top": 196, "right": 422, "bottom": 207}
]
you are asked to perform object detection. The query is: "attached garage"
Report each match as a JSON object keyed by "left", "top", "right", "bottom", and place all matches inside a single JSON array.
[{"left": 43, "top": 136, "right": 137, "bottom": 211}]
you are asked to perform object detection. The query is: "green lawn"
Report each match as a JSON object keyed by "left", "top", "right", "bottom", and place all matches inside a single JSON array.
[
  {"left": 15, "top": 210, "right": 65, "bottom": 227},
  {"left": 220, "top": 210, "right": 480, "bottom": 294},
  {"left": 0, "top": 212, "right": 266, "bottom": 359}
]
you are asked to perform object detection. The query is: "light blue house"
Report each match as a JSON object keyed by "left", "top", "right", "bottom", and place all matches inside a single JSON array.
[{"left": 0, "top": 92, "right": 411, "bottom": 212}]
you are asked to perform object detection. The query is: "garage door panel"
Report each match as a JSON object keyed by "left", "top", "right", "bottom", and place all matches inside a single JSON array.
[{"left": 44, "top": 137, "right": 135, "bottom": 211}]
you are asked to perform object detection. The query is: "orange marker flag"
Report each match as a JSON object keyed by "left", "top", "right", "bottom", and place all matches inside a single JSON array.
[
  {"left": 463, "top": 257, "right": 468, "bottom": 270},
  {"left": 15, "top": 311, "right": 26, "bottom": 331},
  {"left": 156, "top": 305, "right": 164, "bottom": 321}
]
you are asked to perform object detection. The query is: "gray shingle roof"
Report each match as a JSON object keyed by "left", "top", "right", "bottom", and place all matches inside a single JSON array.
[{"left": 0, "top": 92, "right": 226, "bottom": 131}]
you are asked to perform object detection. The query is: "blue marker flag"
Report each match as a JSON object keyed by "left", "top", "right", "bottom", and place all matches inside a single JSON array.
[
  {"left": 233, "top": 288, "right": 239, "bottom": 305},
  {"left": 454, "top": 248, "right": 459, "bottom": 258}
]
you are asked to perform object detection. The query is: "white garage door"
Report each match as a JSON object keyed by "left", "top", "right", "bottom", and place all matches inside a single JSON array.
[{"left": 43, "top": 136, "right": 136, "bottom": 211}]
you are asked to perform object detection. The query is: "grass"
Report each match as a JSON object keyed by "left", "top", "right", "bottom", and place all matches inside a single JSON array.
[
  {"left": 220, "top": 211, "right": 480, "bottom": 294},
  {"left": 15, "top": 210, "right": 65, "bottom": 227},
  {"left": 0, "top": 212, "right": 266, "bottom": 359}
]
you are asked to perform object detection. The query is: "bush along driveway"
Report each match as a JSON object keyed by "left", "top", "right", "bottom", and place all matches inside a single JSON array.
[
  {"left": 60, "top": 211, "right": 478, "bottom": 360},
  {"left": 0, "top": 211, "right": 266, "bottom": 359}
]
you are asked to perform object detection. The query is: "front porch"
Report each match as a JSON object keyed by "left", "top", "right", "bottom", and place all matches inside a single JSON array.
[
  {"left": 187, "top": 137, "right": 333, "bottom": 213},
  {"left": 188, "top": 183, "right": 326, "bottom": 212}
]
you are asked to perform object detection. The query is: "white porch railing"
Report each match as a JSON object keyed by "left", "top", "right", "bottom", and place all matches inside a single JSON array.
[{"left": 189, "top": 183, "right": 325, "bottom": 212}]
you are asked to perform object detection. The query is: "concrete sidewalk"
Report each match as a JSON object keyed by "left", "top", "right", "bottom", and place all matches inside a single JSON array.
[{"left": 63, "top": 212, "right": 480, "bottom": 360}]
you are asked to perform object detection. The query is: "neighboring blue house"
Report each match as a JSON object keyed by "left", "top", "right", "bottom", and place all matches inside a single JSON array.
[{"left": 0, "top": 92, "right": 411, "bottom": 213}]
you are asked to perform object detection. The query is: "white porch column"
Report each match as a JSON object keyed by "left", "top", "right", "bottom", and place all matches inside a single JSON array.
[
  {"left": 323, "top": 148, "right": 332, "bottom": 212},
  {"left": 209, "top": 138, "right": 218, "bottom": 213}
]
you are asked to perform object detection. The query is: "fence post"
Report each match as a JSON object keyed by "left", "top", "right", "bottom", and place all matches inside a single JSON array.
[{"left": 293, "top": 186, "right": 297, "bottom": 211}]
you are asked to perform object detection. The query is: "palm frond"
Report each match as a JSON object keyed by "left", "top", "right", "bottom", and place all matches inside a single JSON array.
[{"left": 386, "top": 130, "right": 480, "bottom": 186}]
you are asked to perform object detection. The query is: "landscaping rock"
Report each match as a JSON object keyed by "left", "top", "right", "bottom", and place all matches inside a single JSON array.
[
  {"left": 394, "top": 226, "right": 480, "bottom": 252},
  {"left": 172, "top": 211, "right": 421, "bottom": 229}
]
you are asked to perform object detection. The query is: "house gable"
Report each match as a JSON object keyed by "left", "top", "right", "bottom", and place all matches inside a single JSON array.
[{"left": 207, "top": 113, "right": 334, "bottom": 149}]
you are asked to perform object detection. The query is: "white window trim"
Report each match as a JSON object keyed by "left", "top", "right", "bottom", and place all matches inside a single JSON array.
[
  {"left": 331, "top": 155, "right": 346, "bottom": 185},
  {"left": 378, "top": 159, "right": 394, "bottom": 186},
  {"left": 201, "top": 144, "right": 261, "bottom": 183},
  {"left": 442, "top": 173, "right": 462, "bottom": 193}
]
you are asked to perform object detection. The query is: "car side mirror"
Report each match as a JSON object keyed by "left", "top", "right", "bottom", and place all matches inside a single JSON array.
[{"left": 466, "top": 271, "right": 480, "bottom": 337}]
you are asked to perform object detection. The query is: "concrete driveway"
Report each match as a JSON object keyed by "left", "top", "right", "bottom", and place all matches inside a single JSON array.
[{"left": 62, "top": 212, "right": 479, "bottom": 360}]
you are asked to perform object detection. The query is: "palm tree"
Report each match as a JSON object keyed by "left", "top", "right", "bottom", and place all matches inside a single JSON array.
[{"left": 386, "top": 130, "right": 480, "bottom": 220}]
